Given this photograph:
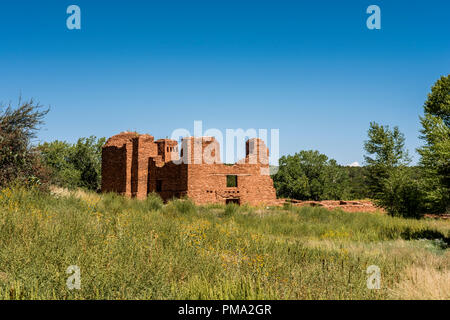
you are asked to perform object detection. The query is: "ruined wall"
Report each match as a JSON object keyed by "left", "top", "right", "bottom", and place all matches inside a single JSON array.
[
  {"left": 101, "top": 132, "right": 157, "bottom": 199},
  {"left": 102, "top": 132, "right": 136, "bottom": 196},
  {"left": 133, "top": 134, "right": 158, "bottom": 199},
  {"left": 243, "top": 138, "right": 269, "bottom": 165},
  {"left": 148, "top": 160, "right": 188, "bottom": 202},
  {"left": 180, "top": 136, "right": 221, "bottom": 164},
  {"left": 101, "top": 144, "right": 128, "bottom": 194},
  {"left": 185, "top": 138, "right": 276, "bottom": 205},
  {"left": 102, "top": 132, "right": 276, "bottom": 206},
  {"left": 186, "top": 163, "right": 276, "bottom": 206},
  {"left": 156, "top": 139, "right": 179, "bottom": 163}
]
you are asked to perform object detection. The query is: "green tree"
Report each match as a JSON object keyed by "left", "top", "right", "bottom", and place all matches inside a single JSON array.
[
  {"left": 38, "top": 140, "right": 81, "bottom": 187},
  {"left": 377, "top": 167, "right": 424, "bottom": 218},
  {"left": 363, "top": 122, "right": 410, "bottom": 198},
  {"left": 0, "top": 99, "right": 49, "bottom": 188},
  {"left": 272, "top": 150, "right": 350, "bottom": 201},
  {"left": 69, "top": 136, "right": 105, "bottom": 190},
  {"left": 321, "top": 159, "right": 351, "bottom": 200},
  {"left": 38, "top": 136, "right": 105, "bottom": 191},
  {"left": 363, "top": 122, "right": 425, "bottom": 218},
  {"left": 344, "top": 166, "right": 370, "bottom": 199},
  {"left": 417, "top": 75, "right": 450, "bottom": 213}
]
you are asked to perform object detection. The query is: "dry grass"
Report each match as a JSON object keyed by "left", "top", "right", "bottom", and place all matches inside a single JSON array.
[
  {"left": 391, "top": 264, "right": 450, "bottom": 300},
  {"left": 302, "top": 239, "right": 450, "bottom": 299},
  {"left": 50, "top": 186, "right": 101, "bottom": 203}
]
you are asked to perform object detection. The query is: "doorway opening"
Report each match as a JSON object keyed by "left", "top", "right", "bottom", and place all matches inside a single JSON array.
[
  {"left": 226, "top": 198, "right": 240, "bottom": 205},
  {"left": 156, "top": 180, "right": 162, "bottom": 192}
]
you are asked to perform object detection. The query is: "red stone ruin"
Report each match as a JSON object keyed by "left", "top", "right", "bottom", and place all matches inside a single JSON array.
[{"left": 101, "top": 132, "right": 277, "bottom": 206}]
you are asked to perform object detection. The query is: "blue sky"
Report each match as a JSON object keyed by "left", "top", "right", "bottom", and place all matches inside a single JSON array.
[{"left": 0, "top": 0, "right": 449, "bottom": 165}]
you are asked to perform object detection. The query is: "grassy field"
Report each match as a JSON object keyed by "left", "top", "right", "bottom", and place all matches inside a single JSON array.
[{"left": 0, "top": 186, "right": 448, "bottom": 300}]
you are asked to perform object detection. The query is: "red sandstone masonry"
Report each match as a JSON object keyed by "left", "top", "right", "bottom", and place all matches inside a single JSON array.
[
  {"left": 102, "top": 132, "right": 277, "bottom": 205},
  {"left": 101, "top": 132, "right": 136, "bottom": 196}
]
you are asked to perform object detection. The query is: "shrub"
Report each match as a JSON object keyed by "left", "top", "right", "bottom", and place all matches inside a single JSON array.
[
  {"left": 0, "top": 99, "right": 49, "bottom": 189},
  {"left": 376, "top": 167, "right": 425, "bottom": 218}
]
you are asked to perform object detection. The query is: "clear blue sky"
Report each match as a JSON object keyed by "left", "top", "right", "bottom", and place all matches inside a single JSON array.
[{"left": 1, "top": 0, "right": 449, "bottom": 165}]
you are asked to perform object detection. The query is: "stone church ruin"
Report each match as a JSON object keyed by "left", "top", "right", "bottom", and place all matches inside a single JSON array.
[{"left": 101, "top": 132, "right": 277, "bottom": 206}]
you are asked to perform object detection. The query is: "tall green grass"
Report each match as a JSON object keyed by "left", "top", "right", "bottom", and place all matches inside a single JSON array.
[{"left": 0, "top": 186, "right": 448, "bottom": 299}]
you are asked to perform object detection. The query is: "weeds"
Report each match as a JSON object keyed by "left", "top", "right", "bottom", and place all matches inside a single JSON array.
[{"left": 0, "top": 186, "right": 448, "bottom": 299}]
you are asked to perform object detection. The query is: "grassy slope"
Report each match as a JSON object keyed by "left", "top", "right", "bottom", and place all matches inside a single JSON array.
[{"left": 0, "top": 186, "right": 448, "bottom": 300}]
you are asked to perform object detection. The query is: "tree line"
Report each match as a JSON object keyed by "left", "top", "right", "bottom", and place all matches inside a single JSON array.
[{"left": 1, "top": 75, "right": 449, "bottom": 219}]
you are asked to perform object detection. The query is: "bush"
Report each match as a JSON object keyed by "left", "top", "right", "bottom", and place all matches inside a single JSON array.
[
  {"left": 376, "top": 167, "right": 425, "bottom": 218},
  {"left": 0, "top": 99, "right": 49, "bottom": 189}
]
